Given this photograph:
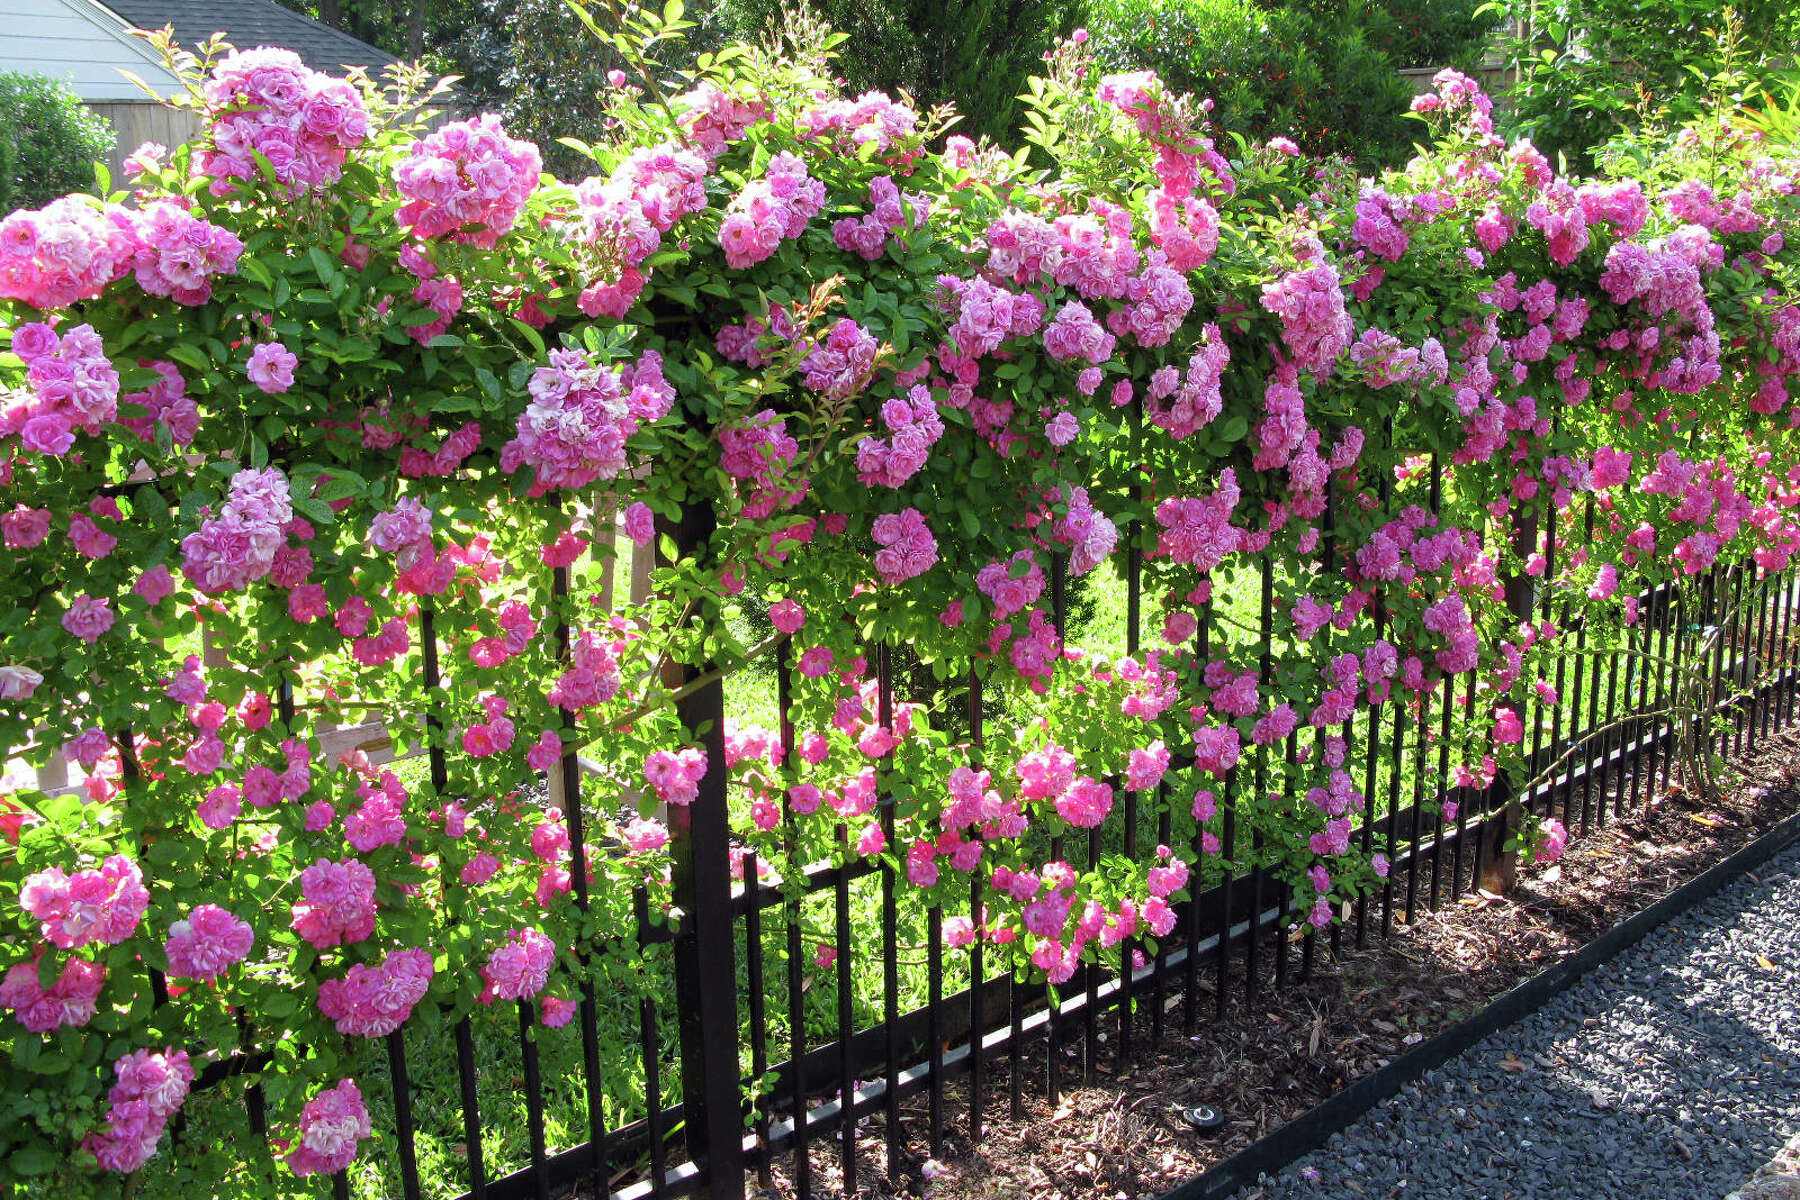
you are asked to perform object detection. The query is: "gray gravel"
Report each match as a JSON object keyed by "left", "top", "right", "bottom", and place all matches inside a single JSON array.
[{"left": 1234, "top": 837, "right": 1800, "bottom": 1200}]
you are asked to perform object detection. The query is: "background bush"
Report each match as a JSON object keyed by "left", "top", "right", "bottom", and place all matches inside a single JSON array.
[
  {"left": 278, "top": 0, "right": 1084, "bottom": 161},
  {"left": 1086, "top": 0, "right": 1419, "bottom": 167},
  {"left": 712, "top": 0, "right": 1085, "bottom": 146},
  {"left": 1278, "top": 0, "right": 1497, "bottom": 68},
  {"left": 284, "top": 0, "right": 1486, "bottom": 169},
  {"left": 1497, "top": 0, "right": 1800, "bottom": 171},
  {"left": 0, "top": 73, "right": 114, "bottom": 214}
]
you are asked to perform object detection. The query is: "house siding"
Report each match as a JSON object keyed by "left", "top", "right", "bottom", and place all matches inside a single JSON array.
[{"left": 0, "top": 0, "right": 183, "bottom": 101}]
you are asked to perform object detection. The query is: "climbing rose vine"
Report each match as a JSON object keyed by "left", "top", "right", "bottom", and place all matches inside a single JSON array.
[{"left": 0, "top": 14, "right": 1798, "bottom": 1192}]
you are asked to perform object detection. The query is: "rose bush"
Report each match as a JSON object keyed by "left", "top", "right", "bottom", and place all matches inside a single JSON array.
[{"left": 0, "top": 6, "right": 1798, "bottom": 1192}]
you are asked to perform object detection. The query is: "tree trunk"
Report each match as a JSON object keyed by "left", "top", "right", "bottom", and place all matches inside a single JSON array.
[
  {"left": 1478, "top": 797, "right": 1523, "bottom": 895},
  {"left": 406, "top": 0, "right": 430, "bottom": 59}
]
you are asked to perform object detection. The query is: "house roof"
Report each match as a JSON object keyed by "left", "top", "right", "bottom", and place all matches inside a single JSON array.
[{"left": 101, "top": 0, "right": 397, "bottom": 76}]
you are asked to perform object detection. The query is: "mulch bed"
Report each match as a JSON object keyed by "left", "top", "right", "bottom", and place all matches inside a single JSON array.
[{"left": 762, "top": 728, "right": 1800, "bottom": 1200}]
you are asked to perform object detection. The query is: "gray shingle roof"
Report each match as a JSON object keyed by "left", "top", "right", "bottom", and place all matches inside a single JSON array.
[{"left": 103, "top": 0, "right": 397, "bottom": 76}]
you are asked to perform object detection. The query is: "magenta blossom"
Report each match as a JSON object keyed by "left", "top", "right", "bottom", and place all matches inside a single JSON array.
[
  {"left": 286, "top": 1079, "right": 372, "bottom": 1176},
  {"left": 1539, "top": 817, "right": 1569, "bottom": 864},
  {"left": 164, "top": 904, "right": 255, "bottom": 981},
  {"left": 245, "top": 343, "right": 298, "bottom": 394},
  {"left": 0, "top": 664, "right": 43, "bottom": 700},
  {"left": 317, "top": 947, "right": 434, "bottom": 1037},
  {"left": 0, "top": 955, "right": 106, "bottom": 1032},
  {"left": 60, "top": 594, "right": 116, "bottom": 643},
  {"left": 481, "top": 929, "right": 556, "bottom": 1001},
  {"left": 21, "top": 854, "right": 148, "bottom": 949}
]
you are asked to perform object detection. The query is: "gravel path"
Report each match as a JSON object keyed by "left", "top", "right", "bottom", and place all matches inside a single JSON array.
[{"left": 1234, "top": 837, "right": 1800, "bottom": 1200}]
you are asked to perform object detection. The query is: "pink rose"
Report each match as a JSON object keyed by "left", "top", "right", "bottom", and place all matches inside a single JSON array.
[
  {"left": 61, "top": 594, "right": 115, "bottom": 643},
  {"left": 286, "top": 1078, "right": 372, "bottom": 1176},
  {"left": 1539, "top": 817, "right": 1568, "bottom": 864},
  {"left": 768, "top": 598, "right": 806, "bottom": 634},
  {"left": 623, "top": 502, "right": 655, "bottom": 546},
  {"left": 2, "top": 506, "right": 51, "bottom": 548},
  {"left": 21, "top": 414, "right": 75, "bottom": 456},
  {"left": 11, "top": 322, "right": 59, "bottom": 361},
  {"left": 0, "top": 956, "right": 106, "bottom": 1032},
  {"left": 164, "top": 904, "right": 255, "bottom": 981},
  {"left": 246, "top": 342, "right": 297, "bottom": 394},
  {"left": 133, "top": 565, "right": 174, "bottom": 605},
  {"left": 480, "top": 929, "right": 556, "bottom": 1001},
  {"left": 0, "top": 665, "right": 43, "bottom": 700}
]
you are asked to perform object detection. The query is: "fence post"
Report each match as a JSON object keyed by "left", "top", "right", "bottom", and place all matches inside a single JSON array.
[
  {"left": 661, "top": 496, "right": 746, "bottom": 1200},
  {"left": 1479, "top": 501, "right": 1540, "bottom": 894}
]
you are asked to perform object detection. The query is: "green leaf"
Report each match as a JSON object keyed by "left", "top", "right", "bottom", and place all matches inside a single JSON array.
[
  {"left": 134, "top": 486, "right": 170, "bottom": 525},
  {"left": 292, "top": 496, "right": 336, "bottom": 526},
  {"left": 509, "top": 319, "right": 547, "bottom": 357},
  {"left": 557, "top": 136, "right": 596, "bottom": 161},
  {"left": 9, "top": 1145, "right": 59, "bottom": 1175},
  {"left": 25, "top": 1050, "right": 67, "bottom": 1075},
  {"left": 307, "top": 246, "right": 337, "bottom": 285},
  {"left": 167, "top": 342, "right": 211, "bottom": 373},
  {"left": 116, "top": 364, "right": 168, "bottom": 392},
  {"left": 240, "top": 256, "right": 274, "bottom": 288},
  {"left": 316, "top": 476, "right": 363, "bottom": 502}
]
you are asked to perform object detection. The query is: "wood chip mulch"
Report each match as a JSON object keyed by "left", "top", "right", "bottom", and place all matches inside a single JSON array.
[{"left": 758, "top": 729, "right": 1800, "bottom": 1200}]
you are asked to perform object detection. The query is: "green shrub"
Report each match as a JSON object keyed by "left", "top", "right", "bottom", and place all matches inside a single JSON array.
[
  {"left": 0, "top": 72, "right": 115, "bottom": 214},
  {"left": 1276, "top": 0, "right": 1499, "bottom": 69},
  {"left": 1087, "top": 0, "right": 1418, "bottom": 167},
  {"left": 713, "top": 0, "right": 1085, "bottom": 146},
  {"left": 1498, "top": 0, "right": 1800, "bottom": 171},
  {"left": 1736, "top": 75, "right": 1800, "bottom": 152}
]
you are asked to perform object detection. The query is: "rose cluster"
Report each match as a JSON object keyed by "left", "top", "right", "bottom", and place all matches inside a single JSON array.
[
  {"left": 81, "top": 1048, "right": 193, "bottom": 1172},
  {"left": 501, "top": 348, "right": 675, "bottom": 491},
  {"left": 2, "top": 321, "right": 118, "bottom": 457},
  {"left": 395, "top": 114, "right": 542, "bottom": 246},
  {"left": 198, "top": 48, "right": 370, "bottom": 194}
]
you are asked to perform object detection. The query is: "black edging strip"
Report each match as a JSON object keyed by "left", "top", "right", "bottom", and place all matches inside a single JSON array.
[{"left": 1159, "top": 806, "right": 1800, "bottom": 1200}]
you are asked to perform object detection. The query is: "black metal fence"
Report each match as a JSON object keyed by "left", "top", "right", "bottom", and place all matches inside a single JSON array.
[{"left": 176, "top": 472, "right": 1800, "bottom": 1200}]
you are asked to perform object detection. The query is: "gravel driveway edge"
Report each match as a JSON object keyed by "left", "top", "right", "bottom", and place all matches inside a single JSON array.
[{"left": 1157, "top": 806, "right": 1800, "bottom": 1200}]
